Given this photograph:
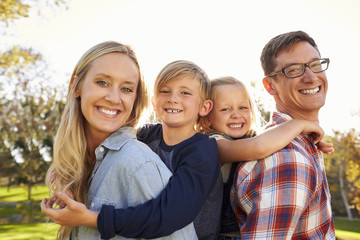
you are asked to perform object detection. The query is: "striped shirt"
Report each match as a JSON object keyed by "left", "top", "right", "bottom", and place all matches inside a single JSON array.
[{"left": 230, "top": 112, "right": 335, "bottom": 239}]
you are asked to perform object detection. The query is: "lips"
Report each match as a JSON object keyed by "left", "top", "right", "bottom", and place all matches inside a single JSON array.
[
  {"left": 165, "top": 108, "right": 182, "bottom": 113},
  {"left": 228, "top": 123, "right": 244, "bottom": 128},
  {"left": 300, "top": 86, "right": 320, "bottom": 95},
  {"left": 98, "top": 106, "right": 119, "bottom": 116}
]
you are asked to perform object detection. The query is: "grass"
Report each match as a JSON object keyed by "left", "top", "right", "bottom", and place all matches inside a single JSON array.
[
  {"left": 0, "top": 223, "right": 58, "bottom": 240},
  {"left": 335, "top": 218, "right": 360, "bottom": 240},
  {"left": 0, "top": 185, "right": 50, "bottom": 202}
]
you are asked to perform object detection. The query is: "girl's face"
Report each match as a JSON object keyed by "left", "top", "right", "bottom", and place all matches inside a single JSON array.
[
  {"left": 76, "top": 53, "right": 139, "bottom": 142},
  {"left": 208, "top": 84, "right": 252, "bottom": 138}
]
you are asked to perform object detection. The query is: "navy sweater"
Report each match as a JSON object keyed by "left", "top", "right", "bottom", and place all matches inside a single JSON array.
[{"left": 97, "top": 124, "right": 220, "bottom": 239}]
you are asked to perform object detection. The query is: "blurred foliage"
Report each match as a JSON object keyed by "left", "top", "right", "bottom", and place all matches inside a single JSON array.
[
  {"left": 324, "top": 129, "right": 360, "bottom": 218},
  {"left": 0, "top": 0, "right": 67, "bottom": 26}
]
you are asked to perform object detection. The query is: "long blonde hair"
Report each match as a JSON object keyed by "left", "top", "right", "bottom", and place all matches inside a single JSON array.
[
  {"left": 199, "top": 76, "right": 256, "bottom": 135},
  {"left": 46, "top": 41, "right": 148, "bottom": 239}
]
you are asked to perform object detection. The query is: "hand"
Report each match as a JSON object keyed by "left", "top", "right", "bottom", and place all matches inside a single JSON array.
[
  {"left": 41, "top": 191, "right": 99, "bottom": 227},
  {"left": 316, "top": 140, "right": 334, "bottom": 155},
  {"left": 46, "top": 189, "right": 74, "bottom": 209},
  {"left": 299, "top": 120, "right": 324, "bottom": 144}
]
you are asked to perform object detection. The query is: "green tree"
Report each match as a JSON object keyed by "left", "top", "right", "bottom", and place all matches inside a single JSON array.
[{"left": 324, "top": 129, "right": 360, "bottom": 219}]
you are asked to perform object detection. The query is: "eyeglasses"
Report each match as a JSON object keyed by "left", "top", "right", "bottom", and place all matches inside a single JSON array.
[{"left": 267, "top": 58, "right": 330, "bottom": 78}]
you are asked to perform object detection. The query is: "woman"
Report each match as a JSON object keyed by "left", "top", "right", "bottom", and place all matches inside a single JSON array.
[{"left": 41, "top": 41, "right": 196, "bottom": 240}]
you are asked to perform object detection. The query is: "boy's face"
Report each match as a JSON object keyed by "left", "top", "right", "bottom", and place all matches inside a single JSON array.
[{"left": 153, "top": 76, "right": 205, "bottom": 129}]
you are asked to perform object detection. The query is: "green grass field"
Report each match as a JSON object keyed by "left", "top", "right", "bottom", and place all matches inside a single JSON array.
[{"left": 0, "top": 186, "right": 359, "bottom": 240}]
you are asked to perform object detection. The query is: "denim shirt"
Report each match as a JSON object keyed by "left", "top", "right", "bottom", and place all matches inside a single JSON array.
[{"left": 71, "top": 127, "right": 197, "bottom": 240}]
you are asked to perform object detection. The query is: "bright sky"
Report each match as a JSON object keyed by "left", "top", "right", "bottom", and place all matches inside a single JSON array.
[{"left": 3, "top": 0, "right": 360, "bottom": 134}]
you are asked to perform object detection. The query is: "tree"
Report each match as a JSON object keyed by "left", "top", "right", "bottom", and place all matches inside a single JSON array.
[{"left": 324, "top": 129, "right": 360, "bottom": 219}]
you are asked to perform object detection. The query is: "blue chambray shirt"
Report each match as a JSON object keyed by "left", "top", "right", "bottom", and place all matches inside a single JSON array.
[{"left": 71, "top": 127, "right": 197, "bottom": 240}]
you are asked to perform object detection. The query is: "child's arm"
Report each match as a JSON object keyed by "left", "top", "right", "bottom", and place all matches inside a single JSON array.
[{"left": 217, "top": 119, "right": 326, "bottom": 164}]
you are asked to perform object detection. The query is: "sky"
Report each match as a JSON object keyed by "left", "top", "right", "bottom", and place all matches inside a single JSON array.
[{"left": 3, "top": 0, "right": 360, "bottom": 134}]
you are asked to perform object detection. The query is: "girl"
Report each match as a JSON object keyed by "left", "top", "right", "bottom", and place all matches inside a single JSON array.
[{"left": 41, "top": 42, "right": 196, "bottom": 239}]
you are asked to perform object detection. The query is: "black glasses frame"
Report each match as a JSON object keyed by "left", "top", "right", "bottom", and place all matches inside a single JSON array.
[{"left": 267, "top": 58, "right": 330, "bottom": 78}]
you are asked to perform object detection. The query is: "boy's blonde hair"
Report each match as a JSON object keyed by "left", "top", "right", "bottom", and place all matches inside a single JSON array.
[
  {"left": 46, "top": 41, "right": 147, "bottom": 239},
  {"left": 200, "top": 76, "right": 256, "bottom": 135},
  {"left": 153, "top": 60, "right": 211, "bottom": 129}
]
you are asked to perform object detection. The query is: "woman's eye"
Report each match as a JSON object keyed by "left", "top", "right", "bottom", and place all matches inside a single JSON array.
[
  {"left": 122, "top": 87, "right": 134, "bottom": 93},
  {"left": 96, "top": 80, "right": 108, "bottom": 86}
]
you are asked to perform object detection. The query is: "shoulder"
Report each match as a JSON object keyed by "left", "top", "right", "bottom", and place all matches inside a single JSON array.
[{"left": 107, "top": 138, "right": 166, "bottom": 173}]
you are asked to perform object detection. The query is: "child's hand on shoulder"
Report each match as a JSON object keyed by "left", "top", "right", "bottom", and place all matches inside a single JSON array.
[{"left": 316, "top": 140, "right": 334, "bottom": 155}]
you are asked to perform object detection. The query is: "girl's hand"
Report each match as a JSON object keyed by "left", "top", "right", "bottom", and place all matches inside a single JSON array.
[
  {"left": 298, "top": 120, "right": 324, "bottom": 144},
  {"left": 316, "top": 140, "right": 334, "bottom": 155}
]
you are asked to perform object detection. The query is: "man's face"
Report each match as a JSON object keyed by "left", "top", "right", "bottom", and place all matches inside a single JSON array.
[{"left": 265, "top": 41, "right": 328, "bottom": 121}]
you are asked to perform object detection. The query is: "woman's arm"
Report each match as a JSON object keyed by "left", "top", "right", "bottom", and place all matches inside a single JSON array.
[{"left": 217, "top": 119, "right": 328, "bottom": 164}]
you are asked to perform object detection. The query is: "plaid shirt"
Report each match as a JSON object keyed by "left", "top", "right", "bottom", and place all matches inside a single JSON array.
[{"left": 230, "top": 112, "right": 335, "bottom": 239}]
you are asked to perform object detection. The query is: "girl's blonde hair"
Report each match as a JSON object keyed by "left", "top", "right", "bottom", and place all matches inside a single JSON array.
[
  {"left": 153, "top": 60, "right": 210, "bottom": 129},
  {"left": 199, "top": 76, "right": 256, "bottom": 135},
  {"left": 46, "top": 41, "right": 148, "bottom": 239}
]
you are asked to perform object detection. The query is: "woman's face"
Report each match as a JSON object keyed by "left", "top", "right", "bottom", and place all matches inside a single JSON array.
[{"left": 76, "top": 52, "right": 139, "bottom": 142}]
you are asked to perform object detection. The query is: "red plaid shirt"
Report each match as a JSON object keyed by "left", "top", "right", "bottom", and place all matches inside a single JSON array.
[{"left": 231, "top": 112, "right": 335, "bottom": 239}]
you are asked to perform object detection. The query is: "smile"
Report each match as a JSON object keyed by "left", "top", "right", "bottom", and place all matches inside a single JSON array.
[
  {"left": 300, "top": 86, "right": 320, "bottom": 95},
  {"left": 228, "top": 123, "right": 244, "bottom": 128},
  {"left": 98, "top": 107, "right": 119, "bottom": 116},
  {"left": 165, "top": 109, "right": 182, "bottom": 113}
]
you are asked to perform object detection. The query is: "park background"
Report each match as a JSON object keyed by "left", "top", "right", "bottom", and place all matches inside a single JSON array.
[{"left": 0, "top": 0, "right": 359, "bottom": 239}]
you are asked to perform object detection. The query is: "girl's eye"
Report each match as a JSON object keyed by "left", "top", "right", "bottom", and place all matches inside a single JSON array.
[
  {"left": 96, "top": 80, "right": 108, "bottom": 86},
  {"left": 159, "top": 89, "right": 170, "bottom": 94},
  {"left": 181, "top": 91, "right": 191, "bottom": 95},
  {"left": 240, "top": 106, "right": 249, "bottom": 110}
]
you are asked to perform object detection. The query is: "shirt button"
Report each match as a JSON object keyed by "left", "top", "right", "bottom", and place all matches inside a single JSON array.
[
  {"left": 99, "top": 147, "right": 104, "bottom": 152},
  {"left": 91, "top": 202, "right": 94, "bottom": 208}
]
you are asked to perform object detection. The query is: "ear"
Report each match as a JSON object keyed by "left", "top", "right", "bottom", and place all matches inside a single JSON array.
[
  {"left": 199, "top": 100, "right": 213, "bottom": 117},
  {"left": 151, "top": 96, "right": 157, "bottom": 112},
  {"left": 262, "top": 77, "right": 277, "bottom": 96},
  {"left": 71, "top": 75, "right": 80, "bottom": 97}
]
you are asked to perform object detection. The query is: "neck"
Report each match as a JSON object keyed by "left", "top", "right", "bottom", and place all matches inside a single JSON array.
[
  {"left": 161, "top": 124, "right": 197, "bottom": 146},
  {"left": 276, "top": 105, "right": 320, "bottom": 123}
]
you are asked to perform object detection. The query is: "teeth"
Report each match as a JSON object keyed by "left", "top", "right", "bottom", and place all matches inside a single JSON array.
[
  {"left": 99, "top": 107, "right": 117, "bottom": 116},
  {"left": 229, "top": 124, "right": 243, "bottom": 128},
  {"left": 166, "top": 109, "right": 181, "bottom": 113},
  {"left": 300, "top": 87, "right": 320, "bottom": 95}
]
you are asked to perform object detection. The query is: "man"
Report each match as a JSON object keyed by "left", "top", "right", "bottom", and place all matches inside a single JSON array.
[{"left": 230, "top": 31, "right": 335, "bottom": 239}]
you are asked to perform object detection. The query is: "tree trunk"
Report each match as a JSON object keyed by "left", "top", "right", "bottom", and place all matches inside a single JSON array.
[{"left": 338, "top": 159, "right": 353, "bottom": 221}]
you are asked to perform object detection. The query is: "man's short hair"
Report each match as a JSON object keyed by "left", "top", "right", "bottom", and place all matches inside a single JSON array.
[{"left": 260, "top": 31, "right": 320, "bottom": 76}]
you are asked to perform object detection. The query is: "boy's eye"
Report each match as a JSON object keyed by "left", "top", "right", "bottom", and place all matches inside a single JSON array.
[
  {"left": 221, "top": 108, "right": 230, "bottom": 112},
  {"left": 96, "top": 80, "right": 108, "bottom": 86}
]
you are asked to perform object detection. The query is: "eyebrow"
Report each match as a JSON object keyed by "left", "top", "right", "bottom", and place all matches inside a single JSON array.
[{"left": 94, "top": 73, "right": 137, "bottom": 85}]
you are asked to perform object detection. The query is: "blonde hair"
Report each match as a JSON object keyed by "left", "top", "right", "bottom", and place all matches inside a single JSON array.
[
  {"left": 46, "top": 41, "right": 148, "bottom": 239},
  {"left": 199, "top": 76, "right": 256, "bottom": 136},
  {"left": 153, "top": 60, "right": 210, "bottom": 129}
]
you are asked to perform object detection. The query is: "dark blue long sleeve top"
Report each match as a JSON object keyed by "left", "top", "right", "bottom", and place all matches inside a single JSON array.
[{"left": 97, "top": 124, "right": 220, "bottom": 239}]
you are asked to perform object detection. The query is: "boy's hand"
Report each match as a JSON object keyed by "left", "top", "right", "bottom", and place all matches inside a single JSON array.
[
  {"left": 41, "top": 191, "right": 98, "bottom": 227},
  {"left": 316, "top": 140, "right": 334, "bottom": 155}
]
